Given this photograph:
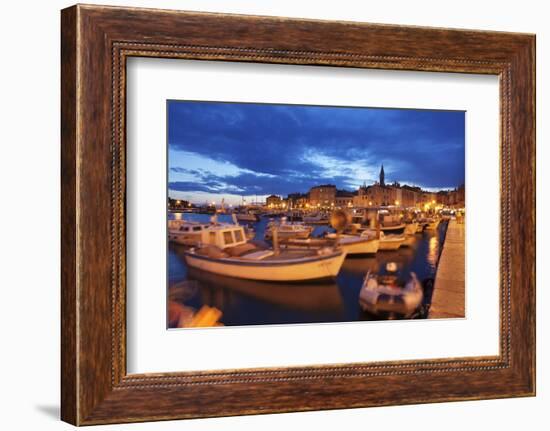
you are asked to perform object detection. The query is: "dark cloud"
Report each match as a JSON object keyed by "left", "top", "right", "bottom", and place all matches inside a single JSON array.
[
  {"left": 168, "top": 101, "right": 465, "bottom": 194},
  {"left": 169, "top": 170, "right": 352, "bottom": 197}
]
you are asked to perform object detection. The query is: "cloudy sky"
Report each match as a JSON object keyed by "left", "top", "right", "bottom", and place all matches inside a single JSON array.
[{"left": 168, "top": 100, "right": 465, "bottom": 205}]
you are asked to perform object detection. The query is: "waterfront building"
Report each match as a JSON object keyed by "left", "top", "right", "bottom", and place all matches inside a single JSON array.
[
  {"left": 335, "top": 190, "right": 355, "bottom": 208},
  {"left": 266, "top": 194, "right": 283, "bottom": 208},
  {"left": 168, "top": 197, "right": 191, "bottom": 210},
  {"left": 309, "top": 184, "right": 336, "bottom": 208},
  {"left": 287, "top": 192, "right": 309, "bottom": 209},
  {"left": 400, "top": 185, "right": 422, "bottom": 207},
  {"left": 436, "top": 184, "right": 465, "bottom": 208}
]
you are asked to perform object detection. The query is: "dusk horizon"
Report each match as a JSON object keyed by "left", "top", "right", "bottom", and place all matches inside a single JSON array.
[{"left": 168, "top": 100, "right": 465, "bottom": 205}]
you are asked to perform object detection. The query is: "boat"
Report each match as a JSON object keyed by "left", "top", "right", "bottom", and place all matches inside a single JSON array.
[
  {"left": 167, "top": 220, "right": 214, "bottom": 245},
  {"left": 424, "top": 217, "right": 440, "bottom": 230},
  {"left": 285, "top": 210, "right": 304, "bottom": 222},
  {"left": 302, "top": 213, "right": 329, "bottom": 225},
  {"left": 400, "top": 234, "right": 417, "bottom": 247},
  {"left": 184, "top": 224, "right": 347, "bottom": 282},
  {"left": 333, "top": 235, "right": 379, "bottom": 255},
  {"left": 284, "top": 234, "right": 379, "bottom": 256},
  {"left": 234, "top": 212, "right": 259, "bottom": 222},
  {"left": 376, "top": 231, "right": 405, "bottom": 251},
  {"left": 404, "top": 222, "right": 419, "bottom": 236},
  {"left": 379, "top": 213, "right": 406, "bottom": 234},
  {"left": 264, "top": 219, "right": 313, "bottom": 240},
  {"left": 359, "top": 264, "right": 423, "bottom": 318}
]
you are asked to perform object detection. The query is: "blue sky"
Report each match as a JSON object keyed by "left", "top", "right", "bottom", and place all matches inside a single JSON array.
[{"left": 168, "top": 100, "right": 465, "bottom": 205}]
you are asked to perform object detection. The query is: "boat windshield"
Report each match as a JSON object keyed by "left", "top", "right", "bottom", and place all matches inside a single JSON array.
[{"left": 223, "top": 231, "right": 234, "bottom": 245}]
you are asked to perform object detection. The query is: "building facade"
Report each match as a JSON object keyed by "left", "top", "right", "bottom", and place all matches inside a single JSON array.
[
  {"left": 266, "top": 194, "right": 282, "bottom": 208},
  {"left": 309, "top": 184, "right": 336, "bottom": 208},
  {"left": 286, "top": 192, "right": 309, "bottom": 209},
  {"left": 335, "top": 190, "right": 355, "bottom": 208}
]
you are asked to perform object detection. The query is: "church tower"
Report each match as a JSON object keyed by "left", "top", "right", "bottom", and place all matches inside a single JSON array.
[{"left": 379, "top": 164, "right": 385, "bottom": 187}]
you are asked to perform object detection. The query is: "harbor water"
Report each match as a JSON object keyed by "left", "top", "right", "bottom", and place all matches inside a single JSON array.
[{"left": 168, "top": 213, "right": 448, "bottom": 328}]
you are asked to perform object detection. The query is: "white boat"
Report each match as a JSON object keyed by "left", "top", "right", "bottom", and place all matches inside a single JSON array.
[
  {"left": 400, "top": 234, "right": 416, "bottom": 247},
  {"left": 337, "top": 236, "right": 379, "bottom": 255},
  {"left": 359, "top": 266, "right": 423, "bottom": 318},
  {"left": 302, "top": 213, "right": 329, "bottom": 225},
  {"left": 380, "top": 214, "right": 406, "bottom": 234},
  {"left": 265, "top": 219, "right": 313, "bottom": 240},
  {"left": 184, "top": 224, "right": 347, "bottom": 282},
  {"left": 424, "top": 218, "right": 440, "bottom": 230},
  {"left": 168, "top": 220, "right": 213, "bottom": 245},
  {"left": 234, "top": 212, "right": 259, "bottom": 222},
  {"left": 404, "top": 222, "right": 418, "bottom": 235},
  {"left": 376, "top": 231, "right": 405, "bottom": 251},
  {"left": 285, "top": 235, "right": 379, "bottom": 256}
]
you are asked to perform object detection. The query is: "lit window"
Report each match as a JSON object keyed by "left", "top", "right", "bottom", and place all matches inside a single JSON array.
[{"left": 223, "top": 231, "right": 234, "bottom": 245}]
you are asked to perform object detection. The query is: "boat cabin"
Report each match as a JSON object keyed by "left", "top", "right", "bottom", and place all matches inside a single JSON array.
[
  {"left": 197, "top": 225, "right": 248, "bottom": 250},
  {"left": 168, "top": 220, "right": 211, "bottom": 233}
]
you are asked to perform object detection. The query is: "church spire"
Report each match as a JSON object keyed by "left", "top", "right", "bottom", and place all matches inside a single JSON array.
[{"left": 379, "top": 164, "right": 385, "bottom": 187}]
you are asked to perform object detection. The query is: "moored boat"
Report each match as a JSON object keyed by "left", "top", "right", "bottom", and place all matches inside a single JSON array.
[
  {"left": 404, "top": 222, "right": 419, "bottom": 236},
  {"left": 234, "top": 212, "right": 259, "bottom": 222},
  {"left": 377, "top": 231, "right": 405, "bottom": 251},
  {"left": 285, "top": 234, "right": 379, "bottom": 256},
  {"left": 400, "top": 234, "right": 416, "bottom": 247},
  {"left": 424, "top": 218, "right": 440, "bottom": 230},
  {"left": 264, "top": 219, "right": 313, "bottom": 240},
  {"left": 379, "top": 213, "right": 406, "bottom": 234},
  {"left": 167, "top": 220, "right": 213, "bottom": 245},
  {"left": 184, "top": 224, "right": 346, "bottom": 282},
  {"left": 302, "top": 213, "right": 329, "bottom": 225},
  {"left": 359, "top": 265, "right": 423, "bottom": 318}
]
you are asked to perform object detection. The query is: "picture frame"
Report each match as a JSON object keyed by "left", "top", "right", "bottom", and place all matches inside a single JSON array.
[{"left": 61, "top": 4, "right": 535, "bottom": 425}]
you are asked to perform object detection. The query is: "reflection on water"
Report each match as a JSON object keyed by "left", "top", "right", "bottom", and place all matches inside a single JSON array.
[
  {"left": 427, "top": 236, "right": 439, "bottom": 267},
  {"left": 167, "top": 212, "right": 447, "bottom": 327}
]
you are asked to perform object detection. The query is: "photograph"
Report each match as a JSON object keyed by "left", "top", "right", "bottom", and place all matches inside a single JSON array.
[{"left": 166, "top": 100, "right": 466, "bottom": 328}]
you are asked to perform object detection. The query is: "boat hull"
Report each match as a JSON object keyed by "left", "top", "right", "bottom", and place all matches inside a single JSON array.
[
  {"left": 378, "top": 237, "right": 404, "bottom": 251},
  {"left": 265, "top": 229, "right": 312, "bottom": 240},
  {"left": 235, "top": 214, "right": 259, "bottom": 222},
  {"left": 400, "top": 235, "right": 416, "bottom": 247},
  {"left": 339, "top": 237, "right": 379, "bottom": 255},
  {"left": 380, "top": 223, "right": 405, "bottom": 235},
  {"left": 184, "top": 250, "right": 347, "bottom": 282},
  {"left": 404, "top": 223, "right": 418, "bottom": 235},
  {"left": 359, "top": 289, "right": 422, "bottom": 318},
  {"left": 359, "top": 280, "right": 423, "bottom": 318}
]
